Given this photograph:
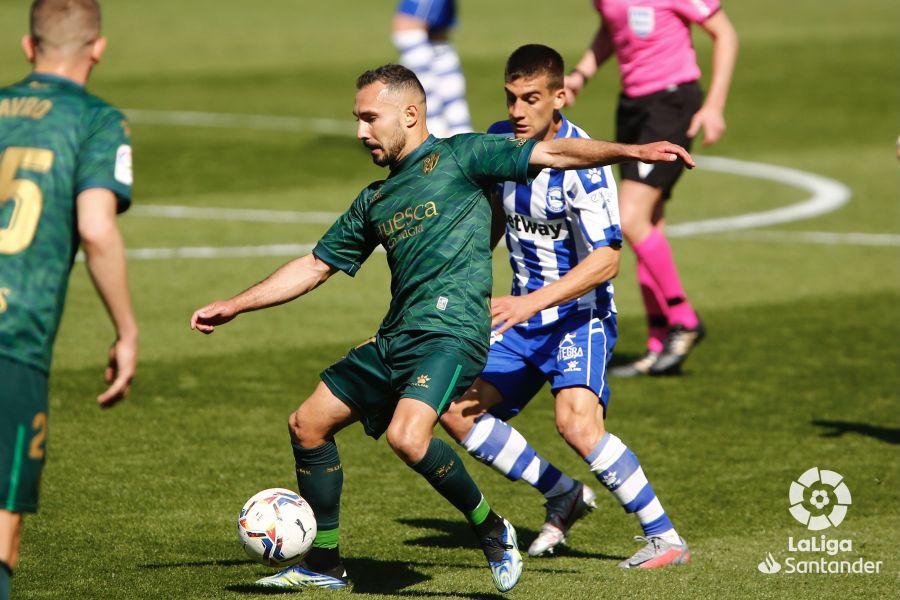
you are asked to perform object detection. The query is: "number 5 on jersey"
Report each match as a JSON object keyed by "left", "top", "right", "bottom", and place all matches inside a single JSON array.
[{"left": 0, "top": 147, "right": 54, "bottom": 254}]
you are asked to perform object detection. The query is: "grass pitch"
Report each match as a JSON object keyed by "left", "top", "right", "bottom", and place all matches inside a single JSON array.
[{"left": 0, "top": 1, "right": 898, "bottom": 598}]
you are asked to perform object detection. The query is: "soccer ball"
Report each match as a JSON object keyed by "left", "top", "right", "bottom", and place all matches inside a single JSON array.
[{"left": 237, "top": 488, "right": 316, "bottom": 567}]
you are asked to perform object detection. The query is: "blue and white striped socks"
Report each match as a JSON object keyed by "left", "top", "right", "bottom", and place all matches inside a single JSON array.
[
  {"left": 430, "top": 42, "right": 471, "bottom": 135},
  {"left": 586, "top": 432, "right": 680, "bottom": 543},
  {"left": 392, "top": 31, "right": 471, "bottom": 137},
  {"left": 462, "top": 414, "right": 576, "bottom": 498}
]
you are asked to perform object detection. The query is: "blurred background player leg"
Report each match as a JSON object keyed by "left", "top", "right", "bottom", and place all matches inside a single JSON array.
[{"left": 392, "top": 0, "right": 471, "bottom": 137}]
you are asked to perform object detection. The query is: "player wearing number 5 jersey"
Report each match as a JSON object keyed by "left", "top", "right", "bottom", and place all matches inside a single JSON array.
[{"left": 0, "top": 2, "right": 138, "bottom": 598}]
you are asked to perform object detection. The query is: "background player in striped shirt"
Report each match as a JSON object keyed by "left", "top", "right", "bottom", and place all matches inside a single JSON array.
[
  {"left": 0, "top": 2, "right": 138, "bottom": 599},
  {"left": 392, "top": 0, "right": 472, "bottom": 137},
  {"left": 566, "top": 0, "right": 738, "bottom": 376},
  {"left": 440, "top": 44, "right": 690, "bottom": 569}
]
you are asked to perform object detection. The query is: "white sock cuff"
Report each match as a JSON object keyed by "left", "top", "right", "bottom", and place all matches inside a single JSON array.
[
  {"left": 392, "top": 29, "right": 428, "bottom": 50},
  {"left": 588, "top": 433, "right": 627, "bottom": 472}
]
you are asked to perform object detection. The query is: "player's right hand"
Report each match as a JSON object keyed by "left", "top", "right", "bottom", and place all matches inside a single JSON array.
[
  {"left": 190, "top": 300, "right": 238, "bottom": 334},
  {"left": 97, "top": 335, "right": 138, "bottom": 408}
]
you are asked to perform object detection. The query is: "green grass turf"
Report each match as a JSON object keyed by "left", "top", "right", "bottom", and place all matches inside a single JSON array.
[{"left": 1, "top": 0, "right": 899, "bottom": 598}]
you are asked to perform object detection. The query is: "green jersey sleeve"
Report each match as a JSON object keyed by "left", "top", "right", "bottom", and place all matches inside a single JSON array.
[
  {"left": 76, "top": 106, "right": 132, "bottom": 213},
  {"left": 313, "top": 186, "right": 380, "bottom": 276},
  {"left": 450, "top": 133, "right": 537, "bottom": 187}
]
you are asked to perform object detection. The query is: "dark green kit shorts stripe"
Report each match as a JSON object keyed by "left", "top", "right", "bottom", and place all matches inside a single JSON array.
[{"left": 5, "top": 425, "right": 27, "bottom": 510}]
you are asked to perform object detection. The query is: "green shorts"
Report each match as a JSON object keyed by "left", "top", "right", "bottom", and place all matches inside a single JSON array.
[
  {"left": 0, "top": 355, "right": 48, "bottom": 513},
  {"left": 321, "top": 330, "right": 487, "bottom": 439}
]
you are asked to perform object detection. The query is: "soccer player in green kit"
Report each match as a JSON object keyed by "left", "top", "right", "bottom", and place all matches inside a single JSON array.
[
  {"left": 0, "top": 2, "right": 138, "bottom": 599},
  {"left": 191, "top": 64, "right": 692, "bottom": 593}
]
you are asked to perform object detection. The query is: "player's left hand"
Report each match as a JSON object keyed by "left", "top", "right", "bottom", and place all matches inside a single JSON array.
[
  {"left": 636, "top": 141, "right": 696, "bottom": 169},
  {"left": 687, "top": 106, "right": 726, "bottom": 146},
  {"left": 98, "top": 335, "right": 137, "bottom": 408},
  {"left": 491, "top": 295, "right": 540, "bottom": 334}
]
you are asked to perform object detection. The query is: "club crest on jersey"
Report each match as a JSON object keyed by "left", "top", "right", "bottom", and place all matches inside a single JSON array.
[
  {"left": 422, "top": 153, "right": 440, "bottom": 174},
  {"left": 628, "top": 6, "right": 655, "bottom": 38},
  {"left": 546, "top": 186, "right": 565, "bottom": 213}
]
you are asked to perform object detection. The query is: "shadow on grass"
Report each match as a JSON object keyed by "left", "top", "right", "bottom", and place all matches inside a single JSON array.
[
  {"left": 222, "top": 557, "right": 502, "bottom": 598},
  {"left": 397, "top": 518, "right": 623, "bottom": 564},
  {"left": 141, "top": 558, "right": 254, "bottom": 569},
  {"left": 812, "top": 420, "right": 900, "bottom": 444}
]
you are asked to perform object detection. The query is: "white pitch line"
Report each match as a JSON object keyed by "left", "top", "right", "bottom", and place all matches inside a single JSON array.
[
  {"left": 718, "top": 230, "right": 900, "bottom": 247},
  {"left": 124, "top": 109, "right": 355, "bottom": 136},
  {"left": 668, "top": 156, "right": 852, "bottom": 237},
  {"left": 130, "top": 204, "right": 339, "bottom": 224},
  {"left": 118, "top": 108, "right": 865, "bottom": 259}
]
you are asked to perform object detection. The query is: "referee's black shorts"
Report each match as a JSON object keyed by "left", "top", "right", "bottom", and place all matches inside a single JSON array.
[{"left": 616, "top": 80, "right": 703, "bottom": 200}]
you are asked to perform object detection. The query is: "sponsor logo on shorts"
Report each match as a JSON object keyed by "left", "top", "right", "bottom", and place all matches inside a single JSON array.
[
  {"left": 414, "top": 374, "right": 431, "bottom": 388},
  {"left": 637, "top": 162, "right": 654, "bottom": 179},
  {"left": 558, "top": 332, "right": 584, "bottom": 371}
]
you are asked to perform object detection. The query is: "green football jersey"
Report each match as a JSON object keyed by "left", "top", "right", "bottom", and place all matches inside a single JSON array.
[
  {"left": 314, "top": 133, "right": 536, "bottom": 345},
  {"left": 0, "top": 73, "right": 132, "bottom": 374}
]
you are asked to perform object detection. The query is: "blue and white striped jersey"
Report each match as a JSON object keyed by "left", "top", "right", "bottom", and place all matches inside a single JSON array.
[{"left": 488, "top": 115, "right": 622, "bottom": 329}]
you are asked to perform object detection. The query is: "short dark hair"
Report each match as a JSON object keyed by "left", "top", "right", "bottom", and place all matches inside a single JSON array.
[
  {"left": 30, "top": 0, "right": 101, "bottom": 53},
  {"left": 505, "top": 44, "right": 565, "bottom": 91},
  {"left": 356, "top": 64, "right": 426, "bottom": 103}
]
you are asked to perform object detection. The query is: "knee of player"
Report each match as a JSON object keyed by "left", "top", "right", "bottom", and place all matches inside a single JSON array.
[
  {"left": 385, "top": 425, "right": 430, "bottom": 465},
  {"left": 556, "top": 415, "right": 602, "bottom": 447},
  {"left": 439, "top": 403, "right": 476, "bottom": 443},
  {"left": 288, "top": 408, "right": 319, "bottom": 448}
]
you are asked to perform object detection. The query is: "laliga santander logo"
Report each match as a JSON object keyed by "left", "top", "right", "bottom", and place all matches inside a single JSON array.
[{"left": 788, "top": 467, "right": 852, "bottom": 531}]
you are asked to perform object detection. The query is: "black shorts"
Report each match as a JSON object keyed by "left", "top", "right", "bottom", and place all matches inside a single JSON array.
[{"left": 616, "top": 81, "right": 703, "bottom": 200}]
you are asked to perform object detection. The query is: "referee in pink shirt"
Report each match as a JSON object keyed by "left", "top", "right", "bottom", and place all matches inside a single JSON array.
[{"left": 565, "top": 0, "right": 738, "bottom": 376}]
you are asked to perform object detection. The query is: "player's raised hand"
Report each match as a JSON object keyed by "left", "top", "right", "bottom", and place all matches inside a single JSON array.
[
  {"left": 491, "top": 295, "right": 540, "bottom": 334},
  {"left": 97, "top": 335, "right": 137, "bottom": 408},
  {"left": 191, "top": 300, "right": 239, "bottom": 334},
  {"left": 687, "top": 106, "right": 726, "bottom": 146},
  {"left": 637, "top": 141, "right": 696, "bottom": 169}
]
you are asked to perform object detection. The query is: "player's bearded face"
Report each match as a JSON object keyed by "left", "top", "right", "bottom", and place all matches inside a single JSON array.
[
  {"left": 369, "top": 122, "right": 406, "bottom": 167},
  {"left": 355, "top": 84, "right": 409, "bottom": 167}
]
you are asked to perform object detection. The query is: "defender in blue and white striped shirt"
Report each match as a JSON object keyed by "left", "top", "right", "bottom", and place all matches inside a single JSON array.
[
  {"left": 440, "top": 44, "right": 690, "bottom": 569},
  {"left": 491, "top": 115, "right": 621, "bottom": 329}
]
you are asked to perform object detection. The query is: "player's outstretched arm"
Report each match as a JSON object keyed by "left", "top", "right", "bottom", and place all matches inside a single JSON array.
[
  {"left": 190, "top": 253, "right": 337, "bottom": 334},
  {"left": 77, "top": 189, "right": 139, "bottom": 408},
  {"left": 530, "top": 138, "right": 695, "bottom": 172},
  {"left": 491, "top": 246, "right": 620, "bottom": 334}
]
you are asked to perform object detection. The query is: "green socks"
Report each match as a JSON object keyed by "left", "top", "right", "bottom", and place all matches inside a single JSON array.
[
  {"left": 293, "top": 440, "right": 343, "bottom": 549},
  {"left": 411, "top": 438, "right": 485, "bottom": 518},
  {"left": 0, "top": 560, "right": 11, "bottom": 600}
]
